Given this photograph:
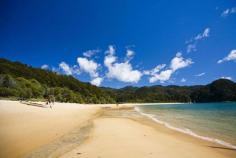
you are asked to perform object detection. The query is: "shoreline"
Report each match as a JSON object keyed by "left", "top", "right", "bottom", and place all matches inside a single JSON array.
[
  {"left": 0, "top": 100, "right": 235, "bottom": 158},
  {"left": 60, "top": 108, "right": 236, "bottom": 158},
  {"left": 134, "top": 106, "right": 236, "bottom": 150}
]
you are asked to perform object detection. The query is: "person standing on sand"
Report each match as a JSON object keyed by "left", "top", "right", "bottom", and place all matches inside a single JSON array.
[
  {"left": 44, "top": 94, "right": 53, "bottom": 109},
  {"left": 48, "top": 95, "right": 55, "bottom": 108}
]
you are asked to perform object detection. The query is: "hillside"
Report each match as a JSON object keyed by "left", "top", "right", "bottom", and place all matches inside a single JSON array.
[
  {"left": 111, "top": 80, "right": 236, "bottom": 103},
  {"left": 1, "top": 58, "right": 236, "bottom": 103},
  {"left": 0, "top": 58, "right": 115, "bottom": 103}
]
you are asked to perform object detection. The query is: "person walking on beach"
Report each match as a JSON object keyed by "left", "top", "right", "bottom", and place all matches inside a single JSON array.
[{"left": 50, "top": 95, "right": 55, "bottom": 105}]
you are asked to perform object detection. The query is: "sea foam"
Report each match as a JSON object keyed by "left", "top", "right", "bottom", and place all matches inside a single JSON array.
[{"left": 134, "top": 106, "right": 236, "bottom": 150}]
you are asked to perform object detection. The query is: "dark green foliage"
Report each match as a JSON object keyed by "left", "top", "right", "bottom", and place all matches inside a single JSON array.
[
  {"left": 110, "top": 79, "right": 236, "bottom": 103},
  {"left": 112, "top": 85, "right": 194, "bottom": 103},
  {"left": 0, "top": 74, "right": 17, "bottom": 88},
  {"left": 190, "top": 79, "right": 236, "bottom": 102},
  {"left": 0, "top": 58, "right": 115, "bottom": 103},
  {"left": 0, "top": 58, "right": 236, "bottom": 103},
  {"left": 0, "top": 87, "right": 19, "bottom": 97}
]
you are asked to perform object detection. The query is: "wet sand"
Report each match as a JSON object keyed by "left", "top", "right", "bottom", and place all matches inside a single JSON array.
[{"left": 60, "top": 108, "right": 236, "bottom": 158}]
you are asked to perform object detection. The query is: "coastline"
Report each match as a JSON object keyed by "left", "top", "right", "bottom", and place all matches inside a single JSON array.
[
  {"left": 134, "top": 106, "right": 236, "bottom": 150},
  {"left": 0, "top": 100, "right": 235, "bottom": 158},
  {"left": 60, "top": 107, "right": 236, "bottom": 158}
]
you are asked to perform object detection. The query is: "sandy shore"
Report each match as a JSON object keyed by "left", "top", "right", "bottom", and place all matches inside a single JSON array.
[
  {"left": 60, "top": 118, "right": 235, "bottom": 158},
  {"left": 59, "top": 109, "right": 236, "bottom": 158},
  {"left": 0, "top": 100, "right": 235, "bottom": 158},
  {"left": 0, "top": 100, "right": 102, "bottom": 158}
]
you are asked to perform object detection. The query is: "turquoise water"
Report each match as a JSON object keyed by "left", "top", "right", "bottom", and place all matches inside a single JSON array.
[{"left": 136, "top": 103, "right": 236, "bottom": 148}]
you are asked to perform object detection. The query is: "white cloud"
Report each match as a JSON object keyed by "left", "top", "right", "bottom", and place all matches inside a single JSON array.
[
  {"left": 149, "top": 69, "right": 173, "bottom": 83},
  {"left": 41, "top": 64, "right": 49, "bottom": 70},
  {"left": 186, "top": 27, "right": 210, "bottom": 53},
  {"left": 83, "top": 49, "right": 100, "bottom": 58},
  {"left": 194, "top": 28, "right": 210, "bottom": 40},
  {"left": 181, "top": 78, "right": 186, "bottom": 82},
  {"left": 220, "top": 76, "right": 232, "bottom": 80},
  {"left": 195, "top": 72, "right": 206, "bottom": 77},
  {"left": 77, "top": 57, "right": 99, "bottom": 77},
  {"left": 147, "top": 53, "right": 193, "bottom": 83},
  {"left": 104, "top": 45, "right": 117, "bottom": 67},
  {"left": 126, "top": 49, "right": 134, "bottom": 57},
  {"left": 125, "top": 49, "right": 135, "bottom": 62},
  {"left": 90, "top": 77, "right": 103, "bottom": 86},
  {"left": 143, "top": 64, "right": 166, "bottom": 75},
  {"left": 104, "top": 55, "right": 116, "bottom": 67},
  {"left": 59, "top": 62, "right": 73, "bottom": 75},
  {"left": 106, "top": 62, "right": 142, "bottom": 83},
  {"left": 217, "top": 49, "right": 236, "bottom": 64},
  {"left": 170, "top": 52, "right": 193, "bottom": 71},
  {"left": 104, "top": 45, "right": 142, "bottom": 83},
  {"left": 221, "top": 7, "right": 236, "bottom": 17},
  {"left": 105, "top": 45, "right": 115, "bottom": 55}
]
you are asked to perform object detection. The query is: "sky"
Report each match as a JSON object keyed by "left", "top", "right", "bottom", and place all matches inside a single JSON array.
[{"left": 0, "top": 0, "right": 236, "bottom": 88}]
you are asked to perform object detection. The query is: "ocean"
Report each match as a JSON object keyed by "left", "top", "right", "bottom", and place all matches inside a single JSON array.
[{"left": 135, "top": 102, "right": 236, "bottom": 149}]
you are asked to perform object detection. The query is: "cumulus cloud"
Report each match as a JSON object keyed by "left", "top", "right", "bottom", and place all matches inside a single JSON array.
[
  {"left": 77, "top": 57, "right": 99, "bottom": 77},
  {"left": 149, "top": 69, "right": 173, "bottom": 83},
  {"left": 106, "top": 62, "right": 142, "bottom": 83},
  {"left": 220, "top": 76, "right": 232, "bottom": 80},
  {"left": 90, "top": 77, "right": 103, "bottom": 86},
  {"left": 76, "top": 56, "right": 103, "bottom": 86},
  {"left": 58, "top": 62, "right": 80, "bottom": 75},
  {"left": 55, "top": 45, "right": 194, "bottom": 85},
  {"left": 186, "top": 27, "right": 210, "bottom": 53},
  {"left": 59, "top": 62, "right": 73, "bottom": 75},
  {"left": 83, "top": 49, "right": 100, "bottom": 58},
  {"left": 217, "top": 50, "right": 236, "bottom": 64},
  {"left": 147, "top": 53, "right": 193, "bottom": 83},
  {"left": 104, "top": 45, "right": 142, "bottom": 83},
  {"left": 170, "top": 52, "right": 193, "bottom": 71},
  {"left": 41, "top": 64, "right": 49, "bottom": 70},
  {"left": 221, "top": 7, "right": 236, "bottom": 17},
  {"left": 195, "top": 72, "right": 206, "bottom": 77}
]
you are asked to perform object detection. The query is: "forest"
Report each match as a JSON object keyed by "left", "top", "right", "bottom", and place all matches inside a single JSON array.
[{"left": 1, "top": 58, "right": 236, "bottom": 103}]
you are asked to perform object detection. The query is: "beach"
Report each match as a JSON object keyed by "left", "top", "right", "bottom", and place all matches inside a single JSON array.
[
  {"left": 0, "top": 100, "right": 235, "bottom": 158},
  {"left": 0, "top": 100, "right": 101, "bottom": 158}
]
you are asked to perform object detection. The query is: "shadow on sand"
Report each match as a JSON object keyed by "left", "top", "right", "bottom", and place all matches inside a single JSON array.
[
  {"left": 208, "top": 146, "right": 236, "bottom": 151},
  {"left": 20, "top": 101, "right": 49, "bottom": 108}
]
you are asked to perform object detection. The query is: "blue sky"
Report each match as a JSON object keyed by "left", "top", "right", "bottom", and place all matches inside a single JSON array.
[{"left": 0, "top": 0, "right": 236, "bottom": 88}]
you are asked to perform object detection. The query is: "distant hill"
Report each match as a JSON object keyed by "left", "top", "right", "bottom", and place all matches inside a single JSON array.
[
  {"left": 111, "top": 79, "right": 236, "bottom": 103},
  {"left": 1, "top": 58, "right": 236, "bottom": 103}
]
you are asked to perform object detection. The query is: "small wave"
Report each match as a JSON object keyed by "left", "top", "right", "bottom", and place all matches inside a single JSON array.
[{"left": 134, "top": 106, "right": 236, "bottom": 150}]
